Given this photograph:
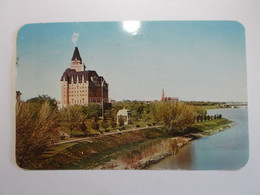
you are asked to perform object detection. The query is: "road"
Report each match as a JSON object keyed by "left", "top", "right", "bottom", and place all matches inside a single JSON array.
[{"left": 53, "top": 125, "right": 163, "bottom": 146}]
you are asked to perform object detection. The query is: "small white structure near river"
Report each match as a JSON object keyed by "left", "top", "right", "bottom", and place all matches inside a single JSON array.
[{"left": 117, "top": 108, "right": 131, "bottom": 125}]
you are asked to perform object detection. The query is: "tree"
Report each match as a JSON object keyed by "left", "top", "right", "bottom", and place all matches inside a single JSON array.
[
  {"left": 59, "top": 105, "right": 86, "bottom": 137},
  {"left": 82, "top": 104, "right": 102, "bottom": 120},
  {"left": 155, "top": 102, "right": 196, "bottom": 135},
  {"left": 101, "top": 120, "right": 109, "bottom": 131},
  {"left": 81, "top": 121, "right": 87, "bottom": 135},
  {"left": 27, "top": 95, "right": 57, "bottom": 111},
  {"left": 92, "top": 121, "right": 100, "bottom": 132},
  {"left": 110, "top": 121, "right": 117, "bottom": 129},
  {"left": 16, "top": 100, "right": 60, "bottom": 168},
  {"left": 195, "top": 106, "right": 207, "bottom": 116}
]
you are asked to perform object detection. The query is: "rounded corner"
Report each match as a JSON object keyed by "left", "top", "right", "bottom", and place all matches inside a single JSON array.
[
  {"left": 231, "top": 20, "right": 245, "bottom": 31},
  {"left": 17, "top": 23, "right": 35, "bottom": 35},
  {"left": 239, "top": 155, "right": 249, "bottom": 170},
  {"left": 15, "top": 156, "right": 30, "bottom": 171},
  {"left": 232, "top": 155, "right": 249, "bottom": 171}
]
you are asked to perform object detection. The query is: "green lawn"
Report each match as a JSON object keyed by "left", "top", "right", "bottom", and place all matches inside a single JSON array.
[
  {"left": 191, "top": 118, "right": 232, "bottom": 132},
  {"left": 60, "top": 118, "right": 157, "bottom": 140}
]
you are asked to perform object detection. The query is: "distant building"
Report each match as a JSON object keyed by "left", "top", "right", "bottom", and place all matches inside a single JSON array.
[
  {"left": 161, "top": 89, "right": 179, "bottom": 102},
  {"left": 60, "top": 47, "right": 109, "bottom": 107},
  {"left": 16, "top": 91, "right": 22, "bottom": 104},
  {"left": 117, "top": 108, "right": 131, "bottom": 125}
]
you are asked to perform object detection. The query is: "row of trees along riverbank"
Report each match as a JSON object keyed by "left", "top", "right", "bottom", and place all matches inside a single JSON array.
[{"left": 16, "top": 95, "right": 223, "bottom": 169}]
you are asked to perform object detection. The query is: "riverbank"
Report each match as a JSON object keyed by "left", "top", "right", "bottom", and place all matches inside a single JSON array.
[
  {"left": 147, "top": 108, "right": 247, "bottom": 170},
  {"left": 30, "top": 118, "right": 235, "bottom": 170},
  {"left": 97, "top": 136, "right": 191, "bottom": 169},
  {"left": 32, "top": 127, "right": 169, "bottom": 169},
  {"left": 100, "top": 118, "right": 236, "bottom": 170},
  {"left": 183, "top": 118, "right": 237, "bottom": 139}
]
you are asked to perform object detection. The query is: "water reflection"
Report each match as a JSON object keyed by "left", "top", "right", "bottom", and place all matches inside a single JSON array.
[
  {"left": 174, "top": 144, "right": 194, "bottom": 169},
  {"left": 147, "top": 143, "right": 194, "bottom": 170}
]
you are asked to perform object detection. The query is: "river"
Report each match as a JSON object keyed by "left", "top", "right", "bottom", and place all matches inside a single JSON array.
[{"left": 147, "top": 108, "right": 249, "bottom": 170}]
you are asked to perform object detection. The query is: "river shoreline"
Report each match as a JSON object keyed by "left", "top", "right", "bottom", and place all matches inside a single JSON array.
[
  {"left": 187, "top": 121, "right": 237, "bottom": 138},
  {"left": 97, "top": 119, "right": 237, "bottom": 170},
  {"left": 147, "top": 108, "right": 248, "bottom": 170},
  {"left": 142, "top": 121, "right": 237, "bottom": 170}
]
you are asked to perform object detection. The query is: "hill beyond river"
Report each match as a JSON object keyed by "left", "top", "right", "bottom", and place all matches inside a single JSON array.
[{"left": 147, "top": 108, "right": 249, "bottom": 170}]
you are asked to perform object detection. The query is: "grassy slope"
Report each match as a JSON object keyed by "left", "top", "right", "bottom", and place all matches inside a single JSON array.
[
  {"left": 35, "top": 127, "right": 169, "bottom": 169},
  {"left": 32, "top": 118, "right": 235, "bottom": 170},
  {"left": 184, "top": 118, "right": 236, "bottom": 138}
]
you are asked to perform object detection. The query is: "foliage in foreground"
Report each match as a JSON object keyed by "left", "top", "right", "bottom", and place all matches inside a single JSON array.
[
  {"left": 16, "top": 100, "right": 60, "bottom": 168},
  {"left": 155, "top": 102, "right": 197, "bottom": 135},
  {"left": 59, "top": 105, "right": 86, "bottom": 136}
]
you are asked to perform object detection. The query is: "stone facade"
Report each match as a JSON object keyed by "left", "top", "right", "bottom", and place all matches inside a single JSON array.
[{"left": 60, "top": 47, "right": 109, "bottom": 107}]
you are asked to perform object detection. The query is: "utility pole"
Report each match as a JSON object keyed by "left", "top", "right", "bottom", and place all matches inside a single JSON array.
[{"left": 101, "top": 80, "right": 104, "bottom": 119}]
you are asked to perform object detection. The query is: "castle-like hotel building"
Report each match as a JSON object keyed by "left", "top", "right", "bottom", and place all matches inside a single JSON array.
[{"left": 60, "top": 47, "right": 109, "bottom": 107}]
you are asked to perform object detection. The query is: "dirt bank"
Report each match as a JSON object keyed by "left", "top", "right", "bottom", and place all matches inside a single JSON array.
[
  {"left": 98, "top": 119, "right": 237, "bottom": 170},
  {"left": 98, "top": 136, "right": 191, "bottom": 169},
  {"left": 34, "top": 127, "right": 169, "bottom": 169}
]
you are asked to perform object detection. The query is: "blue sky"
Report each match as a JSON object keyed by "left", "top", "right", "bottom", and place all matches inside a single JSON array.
[{"left": 16, "top": 21, "right": 247, "bottom": 102}]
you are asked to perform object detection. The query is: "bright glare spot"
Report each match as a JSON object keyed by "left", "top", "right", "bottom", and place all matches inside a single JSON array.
[{"left": 122, "top": 21, "right": 141, "bottom": 35}]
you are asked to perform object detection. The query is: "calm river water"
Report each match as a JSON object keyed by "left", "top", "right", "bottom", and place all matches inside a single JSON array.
[{"left": 147, "top": 108, "right": 249, "bottom": 170}]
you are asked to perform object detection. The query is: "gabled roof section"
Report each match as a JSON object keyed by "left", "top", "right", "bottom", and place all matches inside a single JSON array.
[
  {"left": 71, "top": 47, "right": 82, "bottom": 63},
  {"left": 60, "top": 68, "right": 108, "bottom": 85}
]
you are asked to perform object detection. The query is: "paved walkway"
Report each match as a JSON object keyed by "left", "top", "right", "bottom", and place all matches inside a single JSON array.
[{"left": 54, "top": 125, "right": 163, "bottom": 146}]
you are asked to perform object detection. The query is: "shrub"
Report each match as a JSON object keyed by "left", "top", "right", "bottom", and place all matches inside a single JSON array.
[
  {"left": 155, "top": 102, "right": 196, "bottom": 135},
  {"left": 59, "top": 105, "right": 86, "bottom": 137},
  {"left": 92, "top": 121, "right": 100, "bottom": 132},
  {"left": 81, "top": 122, "right": 87, "bottom": 135},
  {"left": 110, "top": 121, "right": 117, "bottom": 129},
  {"left": 16, "top": 100, "right": 60, "bottom": 168},
  {"left": 101, "top": 120, "right": 109, "bottom": 131}
]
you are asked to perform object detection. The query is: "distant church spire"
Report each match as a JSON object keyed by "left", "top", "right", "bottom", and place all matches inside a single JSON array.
[{"left": 161, "top": 88, "right": 165, "bottom": 101}]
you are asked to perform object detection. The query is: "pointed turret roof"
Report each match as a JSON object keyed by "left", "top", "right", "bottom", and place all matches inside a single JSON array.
[{"left": 71, "top": 47, "right": 82, "bottom": 63}]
